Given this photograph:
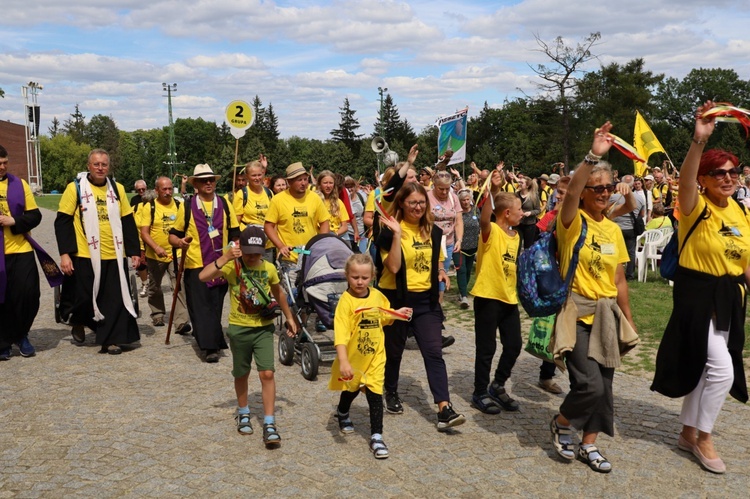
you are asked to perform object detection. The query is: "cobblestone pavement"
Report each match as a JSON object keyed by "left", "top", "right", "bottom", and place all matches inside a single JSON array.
[{"left": 1, "top": 208, "right": 749, "bottom": 497}]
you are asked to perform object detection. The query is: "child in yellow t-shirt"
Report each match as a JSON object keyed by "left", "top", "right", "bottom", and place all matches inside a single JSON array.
[
  {"left": 329, "top": 253, "right": 411, "bottom": 459},
  {"left": 199, "top": 225, "right": 297, "bottom": 449},
  {"left": 469, "top": 173, "right": 524, "bottom": 414}
]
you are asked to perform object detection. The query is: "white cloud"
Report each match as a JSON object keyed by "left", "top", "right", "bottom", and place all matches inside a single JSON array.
[{"left": 186, "top": 53, "right": 266, "bottom": 70}]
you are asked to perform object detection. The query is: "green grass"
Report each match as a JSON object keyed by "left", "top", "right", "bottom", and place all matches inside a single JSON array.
[{"left": 442, "top": 269, "right": 750, "bottom": 378}]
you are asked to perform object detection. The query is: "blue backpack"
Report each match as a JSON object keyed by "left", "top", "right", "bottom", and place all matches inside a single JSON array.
[
  {"left": 517, "top": 215, "right": 587, "bottom": 317},
  {"left": 660, "top": 204, "right": 708, "bottom": 280}
]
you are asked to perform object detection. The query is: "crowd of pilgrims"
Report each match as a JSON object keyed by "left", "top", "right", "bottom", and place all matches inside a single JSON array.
[{"left": 0, "top": 102, "right": 747, "bottom": 470}]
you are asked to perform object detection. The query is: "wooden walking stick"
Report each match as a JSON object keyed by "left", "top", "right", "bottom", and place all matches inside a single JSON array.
[{"left": 165, "top": 236, "right": 192, "bottom": 345}]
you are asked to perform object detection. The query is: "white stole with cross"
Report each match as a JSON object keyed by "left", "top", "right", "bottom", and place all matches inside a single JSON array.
[{"left": 77, "top": 172, "right": 136, "bottom": 321}]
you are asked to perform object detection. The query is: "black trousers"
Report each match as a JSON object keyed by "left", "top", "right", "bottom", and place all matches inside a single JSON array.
[
  {"left": 0, "top": 252, "right": 40, "bottom": 348},
  {"left": 381, "top": 290, "right": 450, "bottom": 404},
  {"left": 59, "top": 257, "right": 140, "bottom": 346},
  {"left": 183, "top": 268, "right": 228, "bottom": 351},
  {"left": 621, "top": 228, "right": 636, "bottom": 280},
  {"left": 559, "top": 323, "right": 615, "bottom": 436},
  {"left": 473, "top": 297, "right": 522, "bottom": 396}
]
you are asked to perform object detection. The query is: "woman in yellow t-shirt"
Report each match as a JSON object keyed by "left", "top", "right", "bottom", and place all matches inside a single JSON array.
[
  {"left": 550, "top": 122, "right": 636, "bottom": 473},
  {"left": 316, "top": 170, "right": 349, "bottom": 237},
  {"left": 376, "top": 182, "right": 465, "bottom": 432},
  {"left": 652, "top": 101, "right": 750, "bottom": 475}
]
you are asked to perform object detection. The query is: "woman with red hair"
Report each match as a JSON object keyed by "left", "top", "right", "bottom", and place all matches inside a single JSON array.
[{"left": 652, "top": 101, "right": 750, "bottom": 474}]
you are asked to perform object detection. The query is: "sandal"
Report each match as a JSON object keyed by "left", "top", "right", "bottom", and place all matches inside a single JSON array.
[
  {"left": 369, "top": 435, "right": 389, "bottom": 459},
  {"left": 263, "top": 423, "right": 281, "bottom": 449},
  {"left": 550, "top": 415, "right": 576, "bottom": 460},
  {"left": 99, "top": 345, "right": 122, "bottom": 355},
  {"left": 471, "top": 393, "right": 502, "bottom": 415},
  {"left": 236, "top": 413, "right": 253, "bottom": 435},
  {"left": 335, "top": 412, "right": 354, "bottom": 434},
  {"left": 577, "top": 444, "right": 612, "bottom": 473}
]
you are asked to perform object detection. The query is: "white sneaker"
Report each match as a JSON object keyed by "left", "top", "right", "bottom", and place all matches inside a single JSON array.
[
  {"left": 460, "top": 296, "right": 470, "bottom": 309},
  {"left": 139, "top": 282, "right": 148, "bottom": 297}
]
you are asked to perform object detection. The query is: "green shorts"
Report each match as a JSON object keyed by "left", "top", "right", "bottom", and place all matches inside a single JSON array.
[{"left": 226, "top": 324, "right": 276, "bottom": 378}]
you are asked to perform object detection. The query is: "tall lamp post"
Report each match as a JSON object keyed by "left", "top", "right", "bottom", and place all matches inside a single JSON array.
[
  {"left": 377, "top": 86, "right": 387, "bottom": 170},
  {"left": 162, "top": 83, "right": 178, "bottom": 179},
  {"left": 22, "top": 81, "right": 43, "bottom": 191}
]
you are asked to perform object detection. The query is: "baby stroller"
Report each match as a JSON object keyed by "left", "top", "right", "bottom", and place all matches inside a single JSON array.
[{"left": 277, "top": 233, "right": 353, "bottom": 380}]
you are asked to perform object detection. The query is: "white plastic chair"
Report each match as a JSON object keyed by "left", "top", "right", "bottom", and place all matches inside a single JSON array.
[
  {"left": 636, "top": 230, "right": 666, "bottom": 281},
  {"left": 656, "top": 227, "right": 673, "bottom": 252}
]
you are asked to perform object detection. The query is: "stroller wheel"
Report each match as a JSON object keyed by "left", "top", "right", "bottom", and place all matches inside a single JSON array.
[
  {"left": 278, "top": 331, "right": 295, "bottom": 366},
  {"left": 301, "top": 343, "right": 319, "bottom": 381}
]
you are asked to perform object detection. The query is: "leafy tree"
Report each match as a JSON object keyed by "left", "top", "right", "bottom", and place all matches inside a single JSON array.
[
  {"left": 530, "top": 32, "right": 601, "bottom": 170},
  {"left": 0, "top": 87, "right": 4, "bottom": 98},
  {"left": 86, "top": 114, "right": 121, "bottom": 174},
  {"left": 40, "top": 134, "right": 90, "bottom": 192},
  {"left": 173, "top": 117, "right": 223, "bottom": 172},
  {"left": 62, "top": 104, "right": 87, "bottom": 144},
  {"left": 575, "top": 59, "right": 664, "bottom": 173},
  {"left": 330, "top": 97, "right": 363, "bottom": 155}
]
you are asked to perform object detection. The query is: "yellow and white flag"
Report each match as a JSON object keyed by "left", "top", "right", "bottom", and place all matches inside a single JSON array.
[{"left": 633, "top": 111, "right": 666, "bottom": 176}]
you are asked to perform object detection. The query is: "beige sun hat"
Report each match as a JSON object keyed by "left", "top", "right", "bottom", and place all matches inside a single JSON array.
[
  {"left": 187, "top": 164, "right": 221, "bottom": 185},
  {"left": 285, "top": 162, "right": 308, "bottom": 180}
]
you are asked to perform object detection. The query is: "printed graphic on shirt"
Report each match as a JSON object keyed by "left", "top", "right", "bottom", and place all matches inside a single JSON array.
[
  {"left": 0, "top": 193, "right": 7, "bottom": 215},
  {"left": 411, "top": 236, "right": 431, "bottom": 274},
  {"left": 586, "top": 235, "right": 605, "bottom": 279},
  {"left": 236, "top": 268, "right": 270, "bottom": 315},
  {"left": 161, "top": 212, "right": 177, "bottom": 234},
  {"left": 96, "top": 196, "right": 109, "bottom": 221},
  {"left": 292, "top": 206, "right": 309, "bottom": 234},
  {"left": 502, "top": 248, "right": 516, "bottom": 279}
]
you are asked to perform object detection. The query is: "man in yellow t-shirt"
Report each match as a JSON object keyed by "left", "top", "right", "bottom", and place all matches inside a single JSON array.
[
  {"left": 264, "top": 162, "right": 330, "bottom": 277},
  {"left": 169, "top": 164, "right": 241, "bottom": 363},
  {"left": 139, "top": 176, "right": 190, "bottom": 332},
  {"left": 55, "top": 149, "right": 142, "bottom": 354},
  {"left": 0, "top": 145, "right": 46, "bottom": 359}
]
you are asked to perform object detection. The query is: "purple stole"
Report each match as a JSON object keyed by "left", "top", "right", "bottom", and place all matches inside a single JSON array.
[
  {"left": 0, "top": 174, "right": 63, "bottom": 303},
  {"left": 192, "top": 195, "right": 226, "bottom": 288}
]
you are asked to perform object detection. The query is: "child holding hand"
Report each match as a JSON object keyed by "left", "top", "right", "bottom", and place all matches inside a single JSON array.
[
  {"left": 329, "top": 253, "right": 411, "bottom": 459},
  {"left": 199, "top": 225, "right": 297, "bottom": 448}
]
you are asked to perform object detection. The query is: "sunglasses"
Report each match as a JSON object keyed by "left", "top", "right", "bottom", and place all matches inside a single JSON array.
[
  {"left": 705, "top": 167, "right": 740, "bottom": 180},
  {"left": 583, "top": 184, "right": 616, "bottom": 194},
  {"left": 194, "top": 178, "right": 216, "bottom": 184}
]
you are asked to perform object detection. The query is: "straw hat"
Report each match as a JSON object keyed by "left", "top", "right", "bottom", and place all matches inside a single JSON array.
[
  {"left": 285, "top": 162, "right": 308, "bottom": 180},
  {"left": 188, "top": 164, "right": 221, "bottom": 185}
]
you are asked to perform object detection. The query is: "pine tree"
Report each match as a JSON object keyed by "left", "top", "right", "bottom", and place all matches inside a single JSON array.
[
  {"left": 330, "top": 97, "right": 363, "bottom": 155},
  {"left": 62, "top": 104, "right": 87, "bottom": 144},
  {"left": 264, "top": 103, "right": 280, "bottom": 148},
  {"left": 373, "top": 94, "right": 401, "bottom": 142},
  {"left": 48, "top": 117, "right": 61, "bottom": 137}
]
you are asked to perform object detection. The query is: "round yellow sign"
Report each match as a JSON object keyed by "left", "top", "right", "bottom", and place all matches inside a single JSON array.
[{"left": 225, "top": 100, "right": 254, "bottom": 129}]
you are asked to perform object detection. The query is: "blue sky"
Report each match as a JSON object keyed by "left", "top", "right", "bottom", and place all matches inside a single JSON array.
[{"left": 1, "top": 0, "right": 749, "bottom": 141}]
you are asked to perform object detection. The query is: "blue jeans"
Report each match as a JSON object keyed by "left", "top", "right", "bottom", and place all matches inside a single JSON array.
[
  {"left": 439, "top": 243, "right": 454, "bottom": 292},
  {"left": 452, "top": 249, "right": 476, "bottom": 298}
]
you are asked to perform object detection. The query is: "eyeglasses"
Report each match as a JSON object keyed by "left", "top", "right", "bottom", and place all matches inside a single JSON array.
[
  {"left": 435, "top": 172, "right": 451, "bottom": 178},
  {"left": 194, "top": 178, "right": 216, "bottom": 184},
  {"left": 405, "top": 200, "right": 427, "bottom": 208},
  {"left": 705, "top": 168, "right": 740, "bottom": 180},
  {"left": 583, "top": 184, "right": 616, "bottom": 194},
  {"left": 136, "top": 188, "right": 146, "bottom": 192}
]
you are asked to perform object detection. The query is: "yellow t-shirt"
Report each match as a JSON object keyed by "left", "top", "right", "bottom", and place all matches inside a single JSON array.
[
  {"left": 234, "top": 187, "right": 272, "bottom": 230},
  {"left": 470, "top": 223, "right": 520, "bottom": 304},
  {"left": 678, "top": 195, "right": 750, "bottom": 276},
  {"left": 0, "top": 177, "right": 36, "bottom": 254},
  {"left": 556, "top": 210, "right": 628, "bottom": 324},
  {"left": 328, "top": 288, "right": 392, "bottom": 394},
  {"left": 58, "top": 180, "right": 132, "bottom": 260},
  {"left": 326, "top": 198, "right": 350, "bottom": 234},
  {"left": 364, "top": 190, "right": 375, "bottom": 213},
  {"left": 379, "top": 221, "right": 441, "bottom": 293},
  {"left": 171, "top": 196, "right": 239, "bottom": 269},
  {"left": 264, "top": 190, "right": 330, "bottom": 263},
  {"left": 221, "top": 259, "right": 279, "bottom": 328},
  {"left": 139, "top": 200, "right": 180, "bottom": 262}
]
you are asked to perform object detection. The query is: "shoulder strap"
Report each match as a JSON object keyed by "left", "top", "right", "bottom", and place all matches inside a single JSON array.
[
  {"left": 242, "top": 186, "right": 248, "bottom": 207},
  {"left": 678, "top": 203, "right": 709, "bottom": 256},
  {"left": 150, "top": 199, "right": 156, "bottom": 226},
  {"left": 563, "top": 215, "right": 588, "bottom": 287}
]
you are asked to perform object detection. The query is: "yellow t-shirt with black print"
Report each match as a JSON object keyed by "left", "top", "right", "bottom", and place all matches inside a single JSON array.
[
  {"left": 265, "top": 190, "right": 330, "bottom": 263},
  {"left": 470, "top": 223, "right": 520, "bottom": 304},
  {"left": 379, "top": 221, "right": 442, "bottom": 293},
  {"left": 139, "top": 200, "right": 180, "bottom": 263},
  {"left": 326, "top": 198, "right": 350, "bottom": 234},
  {"left": 221, "top": 259, "right": 279, "bottom": 328},
  {"left": 171, "top": 197, "right": 239, "bottom": 269},
  {"left": 678, "top": 195, "right": 750, "bottom": 277},
  {"left": 556, "top": 209, "right": 628, "bottom": 325},
  {"left": 58, "top": 180, "right": 132, "bottom": 260},
  {"left": 0, "top": 177, "right": 36, "bottom": 254},
  {"left": 234, "top": 187, "right": 272, "bottom": 230}
]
